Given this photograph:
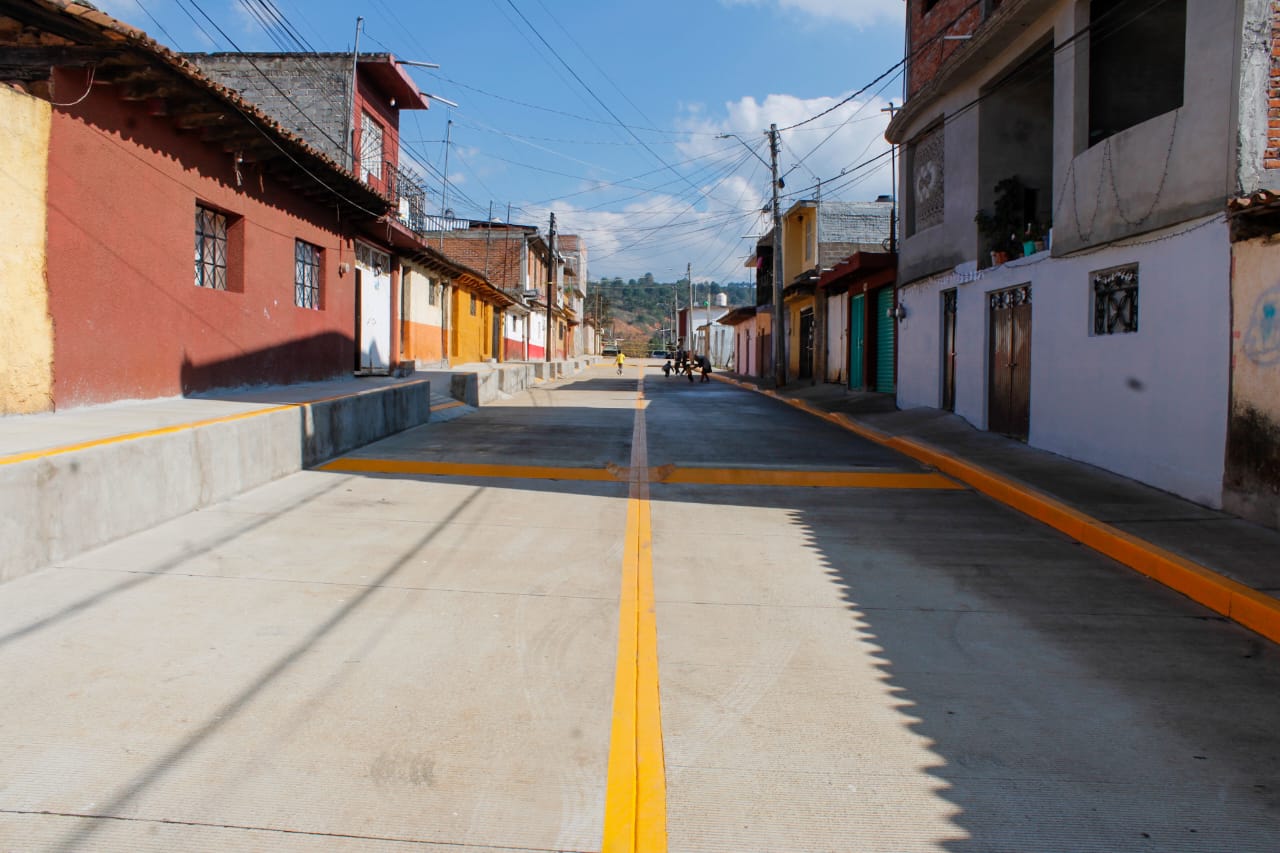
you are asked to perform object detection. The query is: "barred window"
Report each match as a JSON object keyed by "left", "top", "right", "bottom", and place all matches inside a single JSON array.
[
  {"left": 1092, "top": 264, "right": 1138, "bottom": 335},
  {"left": 295, "top": 240, "right": 321, "bottom": 309},
  {"left": 470, "top": 294, "right": 477, "bottom": 316},
  {"left": 195, "top": 205, "right": 228, "bottom": 290},
  {"left": 359, "top": 111, "right": 384, "bottom": 183}
]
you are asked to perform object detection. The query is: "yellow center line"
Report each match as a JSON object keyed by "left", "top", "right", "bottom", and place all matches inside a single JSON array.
[
  {"left": 655, "top": 468, "right": 963, "bottom": 489},
  {"left": 603, "top": 363, "right": 667, "bottom": 852}
]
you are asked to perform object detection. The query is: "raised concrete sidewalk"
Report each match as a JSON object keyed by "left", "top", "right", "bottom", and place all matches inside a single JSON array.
[
  {"left": 419, "top": 356, "right": 600, "bottom": 407},
  {"left": 0, "top": 358, "right": 600, "bottom": 584},
  {"left": 719, "top": 372, "right": 1280, "bottom": 645}
]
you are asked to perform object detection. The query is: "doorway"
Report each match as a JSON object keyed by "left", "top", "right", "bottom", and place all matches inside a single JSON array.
[
  {"left": 798, "top": 308, "right": 815, "bottom": 379},
  {"left": 988, "top": 284, "right": 1032, "bottom": 439},
  {"left": 355, "top": 243, "right": 391, "bottom": 373},
  {"left": 942, "top": 289, "right": 957, "bottom": 411}
]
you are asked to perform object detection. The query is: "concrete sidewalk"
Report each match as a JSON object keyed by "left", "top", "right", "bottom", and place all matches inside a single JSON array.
[
  {"left": 719, "top": 372, "right": 1280, "bottom": 644},
  {"left": 0, "top": 359, "right": 597, "bottom": 584}
]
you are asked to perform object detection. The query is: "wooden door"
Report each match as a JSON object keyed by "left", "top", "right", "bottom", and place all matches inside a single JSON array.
[
  {"left": 942, "top": 289, "right": 957, "bottom": 411},
  {"left": 988, "top": 285, "right": 1032, "bottom": 439}
]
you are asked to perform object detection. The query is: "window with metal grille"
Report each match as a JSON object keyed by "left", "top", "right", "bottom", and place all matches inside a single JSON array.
[
  {"left": 470, "top": 294, "right": 477, "bottom": 316},
  {"left": 295, "top": 240, "right": 321, "bottom": 309},
  {"left": 359, "top": 111, "right": 384, "bottom": 183},
  {"left": 1092, "top": 264, "right": 1138, "bottom": 335},
  {"left": 195, "top": 205, "right": 228, "bottom": 290}
]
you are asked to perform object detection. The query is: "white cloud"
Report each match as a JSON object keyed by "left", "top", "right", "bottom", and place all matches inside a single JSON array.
[
  {"left": 721, "top": 0, "right": 904, "bottom": 28},
  {"left": 530, "top": 90, "right": 895, "bottom": 281}
]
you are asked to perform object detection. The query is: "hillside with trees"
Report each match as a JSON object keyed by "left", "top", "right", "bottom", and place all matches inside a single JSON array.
[{"left": 585, "top": 273, "right": 754, "bottom": 350}]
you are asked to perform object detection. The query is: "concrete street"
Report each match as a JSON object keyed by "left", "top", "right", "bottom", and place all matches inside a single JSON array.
[{"left": 2, "top": 362, "right": 1279, "bottom": 851}]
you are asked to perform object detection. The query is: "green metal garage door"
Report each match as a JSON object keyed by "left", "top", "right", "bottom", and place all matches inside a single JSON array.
[
  {"left": 849, "top": 294, "right": 865, "bottom": 390},
  {"left": 874, "top": 286, "right": 895, "bottom": 394}
]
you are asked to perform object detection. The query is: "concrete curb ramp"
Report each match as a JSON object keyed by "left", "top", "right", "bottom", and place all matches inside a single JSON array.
[
  {"left": 0, "top": 380, "right": 433, "bottom": 584},
  {"left": 715, "top": 374, "right": 1280, "bottom": 647}
]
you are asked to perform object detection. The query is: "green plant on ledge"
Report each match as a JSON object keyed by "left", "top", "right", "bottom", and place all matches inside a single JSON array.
[{"left": 975, "top": 175, "right": 1027, "bottom": 265}]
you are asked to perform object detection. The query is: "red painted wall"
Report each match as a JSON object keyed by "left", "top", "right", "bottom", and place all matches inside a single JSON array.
[{"left": 45, "top": 71, "right": 360, "bottom": 408}]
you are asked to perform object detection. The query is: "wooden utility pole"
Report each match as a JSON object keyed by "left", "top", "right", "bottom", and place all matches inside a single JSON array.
[
  {"left": 770, "top": 124, "right": 786, "bottom": 387},
  {"left": 545, "top": 212, "right": 556, "bottom": 362}
]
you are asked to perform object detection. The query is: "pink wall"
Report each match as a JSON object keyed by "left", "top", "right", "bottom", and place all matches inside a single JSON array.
[{"left": 45, "top": 72, "right": 363, "bottom": 407}]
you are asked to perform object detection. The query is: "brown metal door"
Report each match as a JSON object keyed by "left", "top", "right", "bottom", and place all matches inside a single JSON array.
[
  {"left": 942, "top": 289, "right": 957, "bottom": 411},
  {"left": 988, "top": 285, "right": 1031, "bottom": 440},
  {"left": 1010, "top": 299, "right": 1032, "bottom": 438},
  {"left": 799, "top": 308, "right": 815, "bottom": 379}
]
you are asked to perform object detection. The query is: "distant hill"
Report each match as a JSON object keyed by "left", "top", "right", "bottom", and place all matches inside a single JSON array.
[{"left": 586, "top": 276, "right": 753, "bottom": 347}]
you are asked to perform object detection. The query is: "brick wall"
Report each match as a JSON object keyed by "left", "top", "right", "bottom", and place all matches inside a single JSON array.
[
  {"left": 907, "top": 0, "right": 988, "bottom": 97},
  {"left": 1268, "top": 0, "right": 1280, "bottom": 168},
  {"left": 434, "top": 232, "right": 529, "bottom": 291},
  {"left": 189, "top": 55, "right": 351, "bottom": 165}
]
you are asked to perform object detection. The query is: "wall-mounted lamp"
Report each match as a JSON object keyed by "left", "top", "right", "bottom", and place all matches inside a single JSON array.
[
  {"left": 891, "top": 304, "right": 907, "bottom": 321},
  {"left": 338, "top": 262, "right": 351, "bottom": 277}
]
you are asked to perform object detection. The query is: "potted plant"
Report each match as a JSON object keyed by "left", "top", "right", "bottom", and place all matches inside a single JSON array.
[
  {"left": 1019, "top": 219, "right": 1050, "bottom": 256},
  {"left": 974, "top": 176, "right": 1026, "bottom": 266}
]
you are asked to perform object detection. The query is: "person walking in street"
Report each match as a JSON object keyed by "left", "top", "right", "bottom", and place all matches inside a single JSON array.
[
  {"left": 615, "top": 351, "right": 625, "bottom": 374},
  {"left": 698, "top": 354, "right": 712, "bottom": 383},
  {"left": 683, "top": 358, "right": 695, "bottom": 383},
  {"left": 662, "top": 360, "right": 673, "bottom": 378}
]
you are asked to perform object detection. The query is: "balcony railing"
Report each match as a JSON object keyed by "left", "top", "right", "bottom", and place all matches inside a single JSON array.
[{"left": 386, "top": 162, "right": 429, "bottom": 233}]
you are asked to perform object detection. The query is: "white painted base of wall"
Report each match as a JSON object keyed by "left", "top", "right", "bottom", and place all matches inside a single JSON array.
[{"left": 896, "top": 215, "right": 1230, "bottom": 507}]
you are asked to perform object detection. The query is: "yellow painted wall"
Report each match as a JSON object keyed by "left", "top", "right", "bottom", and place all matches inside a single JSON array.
[
  {"left": 786, "top": 295, "right": 815, "bottom": 376},
  {"left": 782, "top": 205, "right": 815, "bottom": 285},
  {"left": 0, "top": 86, "right": 54, "bottom": 414},
  {"left": 450, "top": 288, "right": 493, "bottom": 365}
]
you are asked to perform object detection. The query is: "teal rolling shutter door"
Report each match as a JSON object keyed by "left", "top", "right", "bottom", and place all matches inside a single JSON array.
[
  {"left": 875, "top": 287, "right": 895, "bottom": 393},
  {"left": 849, "top": 294, "right": 865, "bottom": 390}
]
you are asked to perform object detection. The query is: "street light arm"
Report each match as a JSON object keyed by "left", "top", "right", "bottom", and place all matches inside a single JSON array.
[{"left": 716, "top": 133, "right": 773, "bottom": 171}]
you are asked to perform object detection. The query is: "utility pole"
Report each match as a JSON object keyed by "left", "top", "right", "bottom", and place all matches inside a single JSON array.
[
  {"left": 345, "top": 17, "right": 363, "bottom": 172},
  {"left": 545, "top": 212, "right": 556, "bottom": 363},
  {"left": 881, "top": 102, "right": 901, "bottom": 253},
  {"left": 439, "top": 119, "right": 453, "bottom": 249},
  {"left": 686, "top": 262, "right": 693, "bottom": 352},
  {"left": 769, "top": 123, "right": 786, "bottom": 387}
]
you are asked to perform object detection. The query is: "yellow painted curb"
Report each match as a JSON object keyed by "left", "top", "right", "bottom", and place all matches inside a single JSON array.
[
  {"left": 716, "top": 375, "right": 1280, "bottom": 646},
  {"left": 317, "top": 458, "right": 619, "bottom": 482}
]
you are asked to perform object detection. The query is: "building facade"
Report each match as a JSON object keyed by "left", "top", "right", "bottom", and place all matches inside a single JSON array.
[
  {"left": 0, "top": 1, "right": 390, "bottom": 412},
  {"left": 887, "top": 0, "right": 1245, "bottom": 507}
]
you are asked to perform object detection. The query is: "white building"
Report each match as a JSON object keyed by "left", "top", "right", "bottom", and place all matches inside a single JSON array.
[{"left": 885, "top": 0, "right": 1268, "bottom": 508}]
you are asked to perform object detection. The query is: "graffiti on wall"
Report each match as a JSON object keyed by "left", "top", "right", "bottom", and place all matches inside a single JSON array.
[{"left": 1244, "top": 285, "right": 1280, "bottom": 365}]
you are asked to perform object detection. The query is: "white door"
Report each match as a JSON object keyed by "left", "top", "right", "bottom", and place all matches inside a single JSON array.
[
  {"left": 357, "top": 244, "right": 392, "bottom": 372},
  {"left": 826, "top": 293, "right": 847, "bottom": 383}
]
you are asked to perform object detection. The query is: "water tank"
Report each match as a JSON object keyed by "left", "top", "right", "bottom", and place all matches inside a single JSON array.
[{"left": 713, "top": 292, "right": 728, "bottom": 307}]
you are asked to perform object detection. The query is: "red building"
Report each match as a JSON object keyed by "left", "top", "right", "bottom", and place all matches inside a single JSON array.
[{"left": 1, "top": 0, "right": 399, "bottom": 411}]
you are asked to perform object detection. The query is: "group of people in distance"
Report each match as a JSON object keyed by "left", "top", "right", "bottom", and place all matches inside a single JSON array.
[{"left": 663, "top": 348, "right": 712, "bottom": 383}]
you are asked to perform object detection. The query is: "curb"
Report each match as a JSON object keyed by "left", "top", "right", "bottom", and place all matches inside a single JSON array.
[{"left": 713, "top": 374, "right": 1280, "bottom": 646}]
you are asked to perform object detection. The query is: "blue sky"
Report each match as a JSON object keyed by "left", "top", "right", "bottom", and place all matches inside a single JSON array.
[{"left": 96, "top": 0, "right": 906, "bottom": 281}]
